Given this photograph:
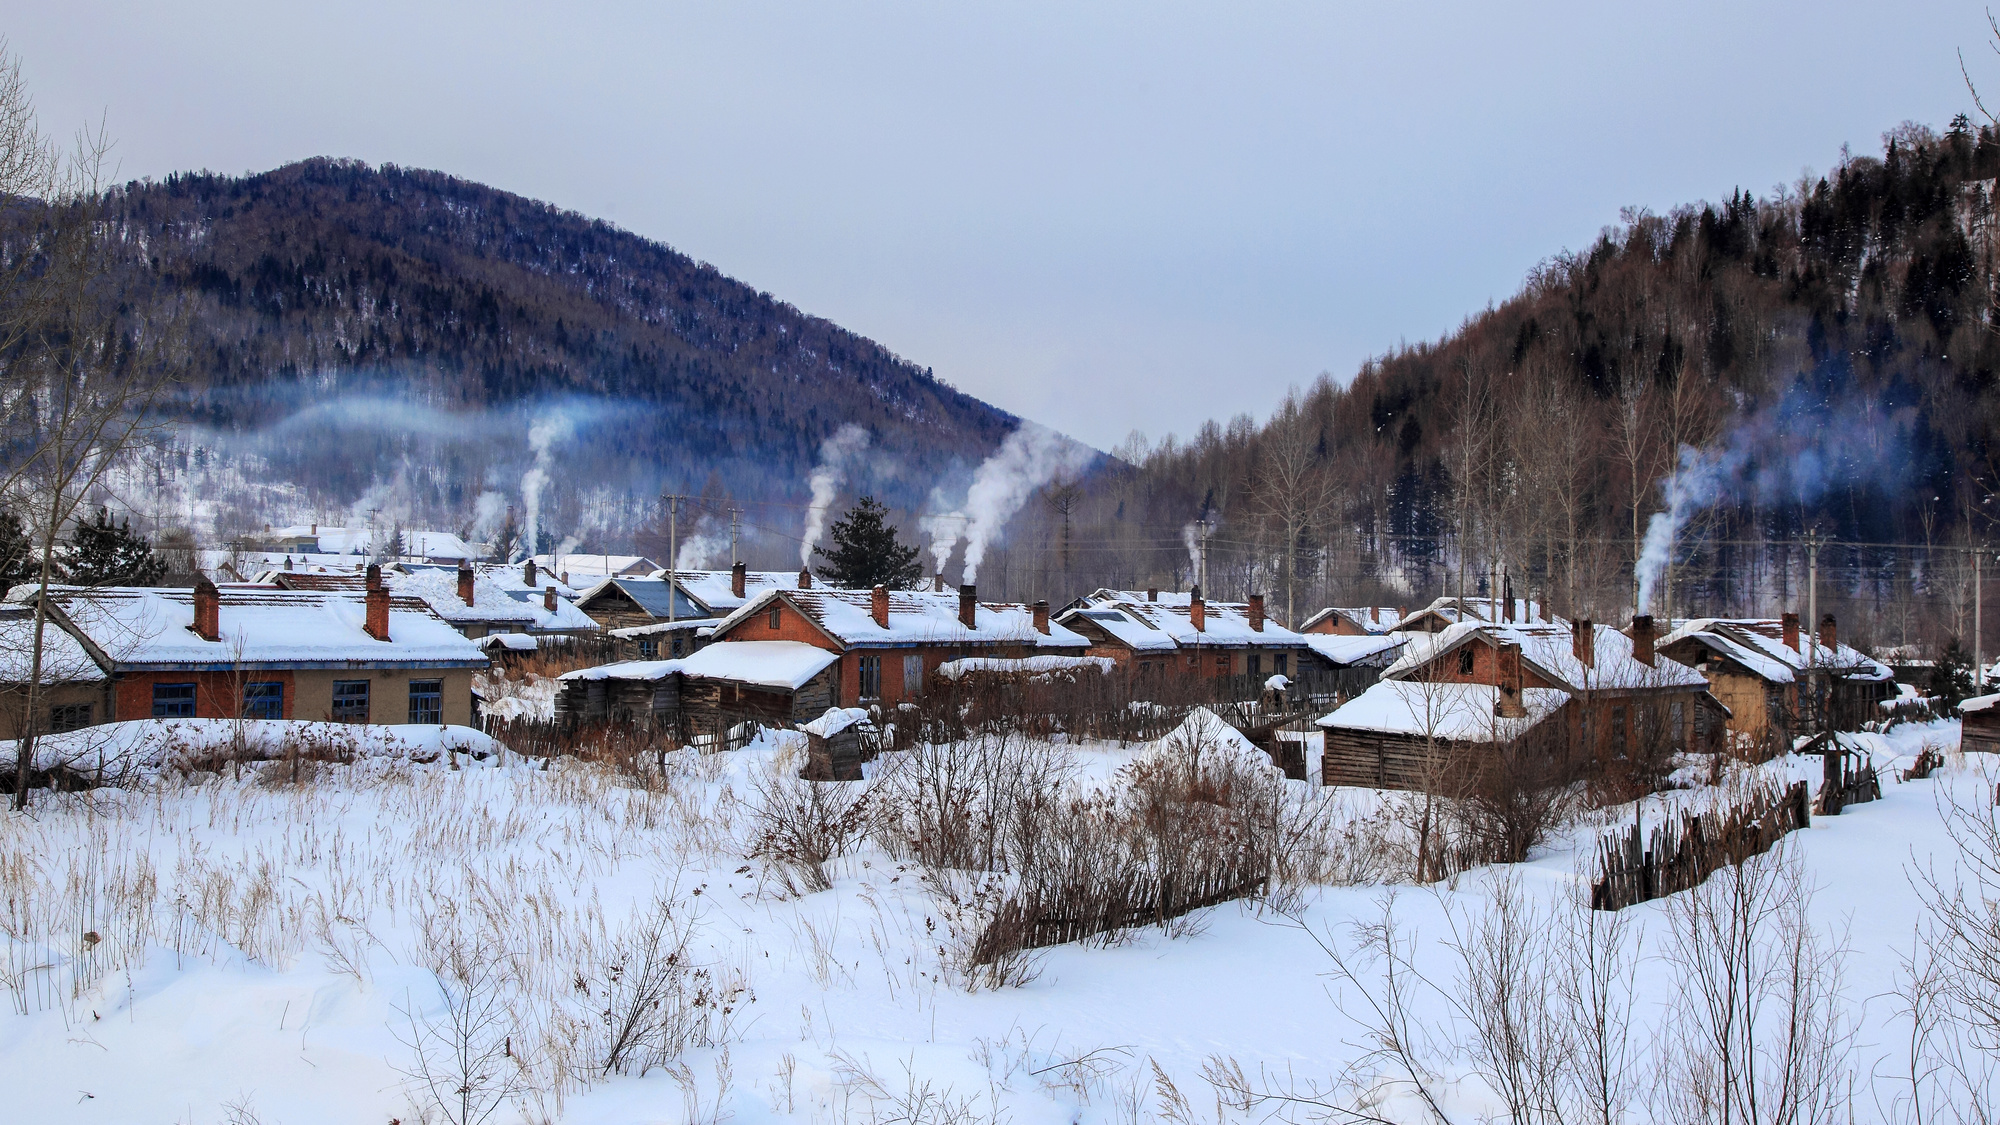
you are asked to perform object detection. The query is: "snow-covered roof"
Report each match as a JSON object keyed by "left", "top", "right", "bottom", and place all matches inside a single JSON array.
[
  {"left": 608, "top": 619, "right": 720, "bottom": 638},
  {"left": 1317, "top": 679, "right": 1567, "bottom": 742},
  {"left": 0, "top": 607, "right": 106, "bottom": 683},
  {"left": 1960, "top": 692, "right": 2000, "bottom": 715},
  {"left": 663, "top": 569, "right": 804, "bottom": 614},
  {"left": 268, "top": 526, "right": 475, "bottom": 561},
  {"left": 802, "top": 706, "right": 873, "bottom": 738},
  {"left": 478, "top": 633, "right": 539, "bottom": 652},
  {"left": 385, "top": 568, "right": 540, "bottom": 625},
  {"left": 576, "top": 577, "right": 706, "bottom": 621},
  {"left": 1299, "top": 607, "right": 1407, "bottom": 634},
  {"left": 1400, "top": 595, "right": 1557, "bottom": 632},
  {"left": 1382, "top": 621, "right": 1708, "bottom": 692},
  {"left": 678, "top": 640, "right": 840, "bottom": 690},
  {"left": 533, "top": 554, "right": 660, "bottom": 580},
  {"left": 1303, "top": 632, "right": 1407, "bottom": 667},
  {"left": 473, "top": 563, "right": 582, "bottom": 600},
  {"left": 1062, "top": 591, "right": 1310, "bottom": 650},
  {"left": 936, "top": 655, "right": 1116, "bottom": 680},
  {"left": 558, "top": 659, "right": 684, "bottom": 683},
  {"left": 1657, "top": 618, "right": 1893, "bottom": 684},
  {"left": 719, "top": 589, "right": 1089, "bottom": 650},
  {"left": 37, "top": 586, "right": 487, "bottom": 670}
]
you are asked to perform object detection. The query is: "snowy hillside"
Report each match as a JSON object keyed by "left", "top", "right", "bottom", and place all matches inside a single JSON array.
[{"left": 0, "top": 718, "right": 1984, "bottom": 1124}]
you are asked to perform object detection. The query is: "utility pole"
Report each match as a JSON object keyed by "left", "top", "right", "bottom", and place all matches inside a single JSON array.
[
  {"left": 1199, "top": 517, "right": 1212, "bottom": 593},
  {"left": 730, "top": 507, "right": 741, "bottom": 566},
  {"left": 1978, "top": 546, "right": 1986, "bottom": 693},
  {"left": 1804, "top": 529, "right": 1822, "bottom": 647}
]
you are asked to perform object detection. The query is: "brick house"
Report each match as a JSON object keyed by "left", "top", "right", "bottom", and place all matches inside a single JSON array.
[
  {"left": 596, "top": 565, "right": 811, "bottom": 660},
  {"left": 268, "top": 563, "right": 598, "bottom": 640},
  {"left": 704, "top": 584, "right": 1088, "bottom": 709},
  {"left": 22, "top": 570, "right": 487, "bottom": 728},
  {"left": 1298, "top": 606, "right": 1407, "bottom": 636},
  {"left": 1052, "top": 586, "right": 1313, "bottom": 684}
]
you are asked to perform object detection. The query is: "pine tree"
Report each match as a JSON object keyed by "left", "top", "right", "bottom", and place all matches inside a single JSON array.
[
  {"left": 1933, "top": 638, "right": 1979, "bottom": 711},
  {"left": 65, "top": 507, "right": 168, "bottom": 587},
  {"left": 814, "top": 496, "right": 923, "bottom": 590},
  {"left": 0, "top": 511, "right": 30, "bottom": 596}
]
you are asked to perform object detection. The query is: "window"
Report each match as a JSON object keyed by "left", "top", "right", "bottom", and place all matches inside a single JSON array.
[
  {"left": 1247, "top": 654, "right": 1262, "bottom": 677},
  {"left": 769, "top": 608, "right": 782, "bottom": 631},
  {"left": 671, "top": 635, "right": 687, "bottom": 658},
  {"left": 903, "top": 655, "right": 924, "bottom": 697},
  {"left": 331, "top": 680, "right": 370, "bottom": 723},
  {"left": 244, "top": 682, "right": 284, "bottom": 720},
  {"left": 638, "top": 639, "right": 658, "bottom": 659},
  {"left": 1670, "top": 700, "right": 1687, "bottom": 750},
  {"left": 48, "top": 703, "right": 92, "bottom": 732},
  {"left": 1274, "top": 654, "right": 1287, "bottom": 676},
  {"left": 408, "top": 679, "right": 443, "bottom": 725},
  {"left": 1215, "top": 656, "right": 1229, "bottom": 673},
  {"left": 858, "top": 656, "right": 881, "bottom": 700},
  {"left": 1458, "top": 649, "right": 1475, "bottom": 675},
  {"left": 152, "top": 682, "right": 196, "bottom": 718},
  {"left": 1612, "top": 706, "right": 1628, "bottom": 759}
]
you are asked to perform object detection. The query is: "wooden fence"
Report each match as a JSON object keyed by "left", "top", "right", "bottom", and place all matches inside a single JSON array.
[
  {"left": 1589, "top": 780, "right": 1812, "bottom": 911},
  {"left": 971, "top": 869, "right": 1268, "bottom": 963}
]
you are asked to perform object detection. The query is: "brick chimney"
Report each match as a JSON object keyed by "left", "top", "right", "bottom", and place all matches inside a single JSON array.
[
  {"left": 732, "top": 561, "right": 747, "bottom": 599},
  {"left": 958, "top": 583, "right": 977, "bottom": 630},
  {"left": 1370, "top": 606, "right": 1380, "bottom": 625},
  {"left": 560, "top": 571, "right": 570, "bottom": 587},
  {"left": 1782, "top": 611, "right": 1801, "bottom": 653},
  {"left": 192, "top": 577, "right": 220, "bottom": 641},
  {"left": 365, "top": 584, "right": 390, "bottom": 641},
  {"left": 1572, "top": 618, "right": 1595, "bottom": 668},
  {"left": 1190, "top": 585, "right": 1206, "bottom": 632},
  {"left": 1496, "top": 641, "right": 1527, "bottom": 717},
  {"left": 458, "top": 564, "right": 475, "bottom": 607},
  {"left": 544, "top": 585, "right": 558, "bottom": 612},
  {"left": 366, "top": 563, "right": 382, "bottom": 591},
  {"left": 798, "top": 566, "right": 813, "bottom": 590},
  {"left": 1033, "top": 599, "right": 1050, "bottom": 635},
  {"left": 872, "top": 584, "right": 890, "bottom": 628},
  {"left": 1248, "top": 593, "right": 1265, "bottom": 632},
  {"left": 1631, "top": 614, "right": 1656, "bottom": 667},
  {"left": 933, "top": 572, "right": 945, "bottom": 593},
  {"left": 1147, "top": 586, "right": 1158, "bottom": 602},
  {"left": 1819, "top": 613, "right": 1836, "bottom": 652},
  {"left": 524, "top": 559, "right": 538, "bottom": 588},
  {"left": 283, "top": 555, "right": 293, "bottom": 572}
]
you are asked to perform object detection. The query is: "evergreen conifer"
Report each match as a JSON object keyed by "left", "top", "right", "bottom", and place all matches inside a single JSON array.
[
  {"left": 814, "top": 496, "right": 923, "bottom": 590},
  {"left": 66, "top": 507, "right": 168, "bottom": 587}
]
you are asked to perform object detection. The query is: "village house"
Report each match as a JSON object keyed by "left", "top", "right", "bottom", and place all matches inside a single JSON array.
[
  {"left": 265, "top": 562, "right": 599, "bottom": 640},
  {"left": 590, "top": 564, "right": 811, "bottom": 659},
  {"left": 0, "top": 604, "right": 113, "bottom": 740},
  {"left": 1394, "top": 593, "right": 1556, "bottom": 634},
  {"left": 1962, "top": 692, "right": 2000, "bottom": 754},
  {"left": 1318, "top": 615, "right": 1720, "bottom": 790},
  {"left": 554, "top": 640, "right": 840, "bottom": 735},
  {"left": 1655, "top": 613, "right": 1895, "bottom": 756},
  {"left": 1052, "top": 586, "right": 1313, "bottom": 687},
  {"left": 704, "top": 584, "right": 1089, "bottom": 710},
  {"left": 1298, "top": 606, "right": 1407, "bottom": 636},
  {"left": 264, "top": 524, "right": 478, "bottom": 564},
  {"left": 7, "top": 569, "right": 486, "bottom": 729},
  {"left": 530, "top": 553, "right": 660, "bottom": 583}
]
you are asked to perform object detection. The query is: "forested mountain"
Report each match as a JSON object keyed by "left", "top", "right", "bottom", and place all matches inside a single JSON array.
[
  {"left": 1051, "top": 118, "right": 2000, "bottom": 651},
  {"left": 87, "top": 158, "right": 1018, "bottom": 551}
]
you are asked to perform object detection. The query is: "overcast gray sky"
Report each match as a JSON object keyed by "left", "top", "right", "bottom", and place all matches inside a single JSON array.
[{"left": 2, "top": 1, "right": 1981, "bottom": 449}]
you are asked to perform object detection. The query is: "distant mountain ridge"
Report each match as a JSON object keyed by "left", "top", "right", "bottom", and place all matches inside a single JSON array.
[{"left": 93, "top": 158, "right": 1022, "bottom": 545}]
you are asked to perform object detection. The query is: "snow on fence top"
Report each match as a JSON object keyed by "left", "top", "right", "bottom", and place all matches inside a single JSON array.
[
  {"left": 1318, "top": 679, "right": 1567, "bottom": 742},
  {"left": 3, "top": 717, "right": 505, "bottom": 777},
  {"left": 935, "top": 655, "right": 1115, "bottom": 680}
]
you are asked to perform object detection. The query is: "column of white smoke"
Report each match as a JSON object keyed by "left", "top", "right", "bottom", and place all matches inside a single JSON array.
[
  {"left": 1634, "top": 444, "right": 1738, "bottom": 613},
  {"left": 799, "top": 424, "right": 872, "bottom": 566},
  {"left": 521, "top": 412, "right": 574, "bottom": 562},
  {"left": 919, "top": 494, "right": 966, "bottom": 579},
  {"left": 676, "top": 516, "right": 730, "bottom": 569},
  {"left": 1182, "top": 521, "right": 1202, "bottom": 587},
  {"left": 960, "top": 423, "right": 1091, "bottom": 583}
]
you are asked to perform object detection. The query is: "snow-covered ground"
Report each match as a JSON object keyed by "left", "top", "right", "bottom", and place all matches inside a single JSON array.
[{"left": 0, "top": 717, "right": 1979, "bottom": 1123}]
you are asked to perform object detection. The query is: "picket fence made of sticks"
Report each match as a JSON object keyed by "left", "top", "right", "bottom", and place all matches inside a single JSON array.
[{"left": 1589, "top": 780, "right": 1812, "bottom": 911}]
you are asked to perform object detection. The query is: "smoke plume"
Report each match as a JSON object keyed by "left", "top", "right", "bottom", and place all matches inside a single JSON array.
[
  {"left": 469, "top": 491, "right": 509, "bottom": 542},
  {"left": 799, "top": 424, "right": 872, "bottom": 566},
  {"left": 919, "top": 488, "right": 967, "bottom": 578},
  {"left": 1182, "top": 521, "right": 1203, "bottom": 586},
  {"left": 1632, "top": 384, "right": 1915, "bottom": 612},
  {"left": 521, "top": 412, "right": 575, "bottom": 562},
  {"left": 958, "top": 424, "right": 1093, "bottom": 583},
  {"left": 676, "top": 516, "right": 729, "bottom": 570}
]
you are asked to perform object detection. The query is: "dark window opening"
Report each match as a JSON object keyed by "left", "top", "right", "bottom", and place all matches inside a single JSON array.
[
  {"left": 244, "top": 682, "right": 284, "bottom": 720},
  {"left": 1247, "top": 654, "right": 1262, "bottom": 677},
  {"left": 671, "top": 635, "right": 686, "bottom": 658},
  {"left": 1612, "top": 706, "right": 1628, "bottom": 759},
  {"left": 1274, "top": 654, "right": 1288, "bottom": 676},
  {"left": 409, "top": 679, "right": 444, "bottom": 725},
  {"left": 858, "top": 656, "right": 881, "bottom": 700},
  {"left": 331, "top": 680, "right": 370, "bottom": 723},
  {"left": 1458, "top": 649, "right": 1475, "bottom": 675},
  {"left": 49, "top": 703, "right": 92, "bottom": 732},
  {"left": 152, "top": 682, "right": 196, "bottom": 718},
  {"left": 769, "top": 609, "right": 781, "bottom": 630},
  {"left": 638, "top": 639, "right": 658, "bottom": 659}
]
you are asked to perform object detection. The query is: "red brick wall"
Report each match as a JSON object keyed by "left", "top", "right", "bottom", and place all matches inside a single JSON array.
[
  {"left": 1413, "top": 641, "right": 1559, "bottom": 691},
  {"left": 113, "top": 670, "right": 298, "bottom": 721}
]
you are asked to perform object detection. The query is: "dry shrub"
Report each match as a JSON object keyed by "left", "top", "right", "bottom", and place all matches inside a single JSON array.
[
  {"left": 1448, "top": 723, "right": 1582, "bottom": 867},
  {"left": 584, "top": 897, "right": 748, "bottom": 1077},
  {"left": 745, "top": 758, "right": 870, "bottom": 895}
]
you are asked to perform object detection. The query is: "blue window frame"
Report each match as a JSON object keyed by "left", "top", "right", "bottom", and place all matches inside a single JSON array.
[
  {"left": 152, "top": 682, "right": 196, "bottom": 718},
  {"left": 244, "top": 682, "right": 284, "bottom": 720},
  {"left": 408, "top": 679, "right": 443, "bottom": 724}
]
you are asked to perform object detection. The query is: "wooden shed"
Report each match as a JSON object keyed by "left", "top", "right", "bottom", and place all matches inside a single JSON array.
[{"left": 1963, "top": 693, "right": 2000, "bottom": 754}]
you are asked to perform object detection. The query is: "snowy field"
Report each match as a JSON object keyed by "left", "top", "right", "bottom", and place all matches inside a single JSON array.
[{"left": 0, "top": 716, "right": 1984, "bottom": 1124}]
